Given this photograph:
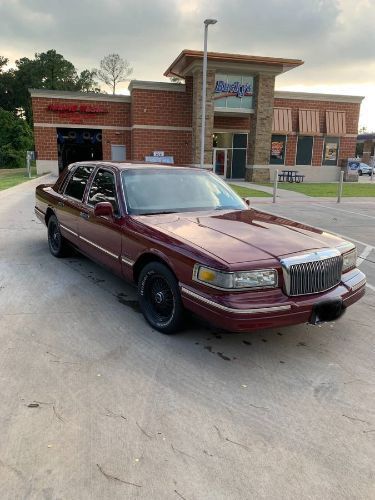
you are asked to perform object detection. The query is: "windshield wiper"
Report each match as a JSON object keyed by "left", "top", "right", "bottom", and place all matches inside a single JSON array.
[
  {"left": 143, "top": 211, "right": 178, "bottom": 215},
  {"left": 214, "top": 206, "right": 241, "bottom": 210}
]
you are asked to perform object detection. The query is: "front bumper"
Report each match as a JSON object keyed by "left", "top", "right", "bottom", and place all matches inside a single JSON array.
[{"left": 180, "top": 269, "right": 366, "bottom": 332}]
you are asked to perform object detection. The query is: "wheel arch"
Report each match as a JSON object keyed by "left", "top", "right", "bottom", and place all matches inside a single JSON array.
[
  {"left": 45, "top": 207, "right": 56, "bottom": 225},
  {"left": 133, "top": 251, "right": 177, "bottom": 284}
]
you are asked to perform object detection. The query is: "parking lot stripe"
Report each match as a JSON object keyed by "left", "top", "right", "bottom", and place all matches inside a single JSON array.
[
  {"left": 312, "top": 204, "right": 375, "bottom": 221},
  {"left": 357, "top": 246, "right": 373, "bottom": 266}
]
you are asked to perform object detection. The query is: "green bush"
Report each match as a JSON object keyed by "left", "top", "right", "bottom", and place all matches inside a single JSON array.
[{"left": 0, "top": 108, "right": 34, "bottom": 168}]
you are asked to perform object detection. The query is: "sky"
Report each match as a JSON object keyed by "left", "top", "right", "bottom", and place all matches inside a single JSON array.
[{"left": 1, "top": 0, "right": 374, "bottom": 131}]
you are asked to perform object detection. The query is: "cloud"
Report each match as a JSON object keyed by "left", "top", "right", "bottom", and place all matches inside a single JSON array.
[{"left": 0, "top": 0, "right": 374, "bottom": 128}]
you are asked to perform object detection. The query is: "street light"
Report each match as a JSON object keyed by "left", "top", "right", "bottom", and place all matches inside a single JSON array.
[{"left": 200, "top": 18, "right": 217, "bottom": 169}]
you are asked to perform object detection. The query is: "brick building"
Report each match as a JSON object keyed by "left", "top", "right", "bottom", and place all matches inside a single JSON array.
[{"left": 30, "top": 50, "right": 363, "bottom": 182}]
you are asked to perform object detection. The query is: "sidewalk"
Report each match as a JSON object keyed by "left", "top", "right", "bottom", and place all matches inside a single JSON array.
[{"left": 229, "top": 180, "right": 310, "bottom": 200}]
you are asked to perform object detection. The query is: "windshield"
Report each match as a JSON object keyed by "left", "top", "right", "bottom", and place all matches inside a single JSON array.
[{"left": 121, "top": 169, "right": 247, "bottom": 215}]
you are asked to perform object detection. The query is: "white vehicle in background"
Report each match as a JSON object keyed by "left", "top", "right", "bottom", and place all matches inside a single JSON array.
[{"left": 357, "top": 162, "right": 375, "bottom": 176}]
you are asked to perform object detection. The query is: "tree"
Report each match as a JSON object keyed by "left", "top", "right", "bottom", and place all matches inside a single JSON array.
[
  {"left": 76, "top": 69, "right": 101, "bottom": 93},
  {"left": 0, "top": 56, "right": 8, "bottom": 72},
  {"left": 0, "top": 57, "right": 16, "bottom": 113},
  {"left": 0, "top": 50, "right": 100, "bottom": 123},
  {"left": 94, "top": 54, "right": 133, "bottom": 94},
  {"left": 0, "top": 108, "right": 34, "bottom": 168},
  {"left": 169, "top": 76, "right": 183, "bottom": 84}
]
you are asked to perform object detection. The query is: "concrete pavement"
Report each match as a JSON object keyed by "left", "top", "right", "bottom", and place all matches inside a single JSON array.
[{"left": 0, "top": 178, "right": 374, "bottom": 499}]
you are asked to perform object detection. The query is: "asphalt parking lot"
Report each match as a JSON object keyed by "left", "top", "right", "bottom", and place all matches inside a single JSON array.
[{"left": 0, "top": 177, "right": 374, "bottom": 500}]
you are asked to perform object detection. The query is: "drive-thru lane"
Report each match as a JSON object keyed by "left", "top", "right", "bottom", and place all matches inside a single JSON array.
[{"left": 0, "top": 179, "right": 374, "bottom": 499}]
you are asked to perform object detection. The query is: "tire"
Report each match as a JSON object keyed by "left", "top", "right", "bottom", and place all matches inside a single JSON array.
[
  {"left": 138, "top": 262, "right": 184, "bottom": 334},
  {"left": 358, "top": 170, "right": 363, "bottom": 176},
  {"left": 47, "top": 214, "right": 69, "bottom": 258}
]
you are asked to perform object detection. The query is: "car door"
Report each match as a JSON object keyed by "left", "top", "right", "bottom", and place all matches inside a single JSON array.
[
  {"left": 78, "top": 167, "right": 122, "bottom": 274},
  {"left": 56, "top": 165, "right": 95, "bottom": 244}
]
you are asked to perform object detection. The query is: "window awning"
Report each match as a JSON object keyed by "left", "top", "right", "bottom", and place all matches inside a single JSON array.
[
  {"left": 298, "top": 109, "right": 320, "bottom": 135},
  {"left": 272, "top": 108, "right": 292, "bottom": 133},
  {"left": 326, "top": 111, "right": 346, "bottom": 135}
]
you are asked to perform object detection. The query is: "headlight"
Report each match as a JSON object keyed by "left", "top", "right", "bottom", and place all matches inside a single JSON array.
[
  {"left": 342, "top": 248, "right": 357, "bottom": 273},
  {"left": 193, "top": 264, "right": 278, "bottom": 290}
]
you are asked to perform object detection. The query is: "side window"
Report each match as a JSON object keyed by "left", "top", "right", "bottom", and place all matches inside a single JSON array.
[
  {"left": 64, "top": 166, "right": 94, "bottom": 201},
  {"left": 88, "top": 169, "right": 119, "bottom": 214}
]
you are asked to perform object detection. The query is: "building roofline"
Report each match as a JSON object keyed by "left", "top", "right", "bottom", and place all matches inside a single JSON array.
[
  {"left": 275, "top": 90, "right": 364, "bottom": 104},
  {"left": 164, "top": 49, "right": 304, "bottom": 77},
  {"left": 29, "top": 88, "right": 131, "bottom": 103},
  {"left": 128, "top": 80, "right": 186, "bottom": 93}
]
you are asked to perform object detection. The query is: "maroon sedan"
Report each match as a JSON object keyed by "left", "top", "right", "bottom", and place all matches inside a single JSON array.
[{"left": 35, "top": 162, "right": 366, "bottom": 334}]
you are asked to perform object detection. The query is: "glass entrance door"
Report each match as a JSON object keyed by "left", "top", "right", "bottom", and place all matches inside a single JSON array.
[{"left": 213, "top": 148, "right": 227, "bottom": 177}]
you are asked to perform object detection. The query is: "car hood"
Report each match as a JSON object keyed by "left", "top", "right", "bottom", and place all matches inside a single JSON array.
[{"left": 134, "top": 209, "right": 344, "bottom": 264}]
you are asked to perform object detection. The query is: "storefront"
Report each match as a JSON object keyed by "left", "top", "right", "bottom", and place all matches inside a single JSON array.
[{"left": 30, "top": 49, "right": 363, "bottom": 182}]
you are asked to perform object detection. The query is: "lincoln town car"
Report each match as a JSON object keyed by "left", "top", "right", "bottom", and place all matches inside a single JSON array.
[{"left": 35, "top": 162, "right": 366, "bottom": 334}]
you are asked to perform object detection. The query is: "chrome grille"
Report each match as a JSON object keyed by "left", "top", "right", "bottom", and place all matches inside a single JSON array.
[{"left": 281, "top": 249, "right": 343, "bottom": 296}]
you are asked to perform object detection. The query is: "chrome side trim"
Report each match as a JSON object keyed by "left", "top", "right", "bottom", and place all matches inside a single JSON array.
[
  {"left": 121, "top": 256, "right": 135, "bottom": 266},
  {"left": 59, "top": 224, "right": 78, "bottom": 237},
  {"left": 180, "top": 287, "right": 291, "bottom": 315},
  {"left": 34, "top": 207, "right": 45, "bottom": 217},
  {"left": 79, "top": 236, "right": 118, "bottom": 259}
]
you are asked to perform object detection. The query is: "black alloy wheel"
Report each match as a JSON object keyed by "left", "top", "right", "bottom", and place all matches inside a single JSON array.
[
  {"left": 138, "top": 262, "right": 184, "bottom": 334},
  {"left": 47, "top": 214, "right": 68, "bottom": 258}
]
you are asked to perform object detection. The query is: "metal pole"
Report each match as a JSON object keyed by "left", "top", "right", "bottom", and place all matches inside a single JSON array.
[
  {"left": 273, "top": 169, "right": 278, "bottom": 203},
  {"left": 337, "top": 170, "right": 344, "bottom": 203},
  {"left": 371, "top": 156, "right": 374, "bottom": 182},
  {"left": 200, "top": 24, "right": 208, "bottom": 169}
]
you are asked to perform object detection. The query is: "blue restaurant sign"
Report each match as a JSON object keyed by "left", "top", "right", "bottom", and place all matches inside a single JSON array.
[
  {"left": 214, "top": 80, "right": 252, "bottom": 98},
  {"left": 214, "top": 74, "right": 254, "bottom": 109}
]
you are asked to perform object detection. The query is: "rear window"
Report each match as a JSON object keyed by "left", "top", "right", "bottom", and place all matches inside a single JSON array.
[{"left": 64, "top": 166, "right": 94, "bottom": 201}]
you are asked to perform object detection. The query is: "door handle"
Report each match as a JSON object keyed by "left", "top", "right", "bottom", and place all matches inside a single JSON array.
[
  {"left": 57, "top": 201, "right": 64, "bottom": 208},
  {"left": 80, "top": 212, "right": 89, "bottom": 220}
]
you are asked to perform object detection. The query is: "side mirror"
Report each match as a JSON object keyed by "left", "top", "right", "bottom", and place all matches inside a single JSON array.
[
  {"left": 242, "top": 197, "right": 250, "bottom": 207},
  {"left": 94, "top": 201, "right": 114, "bottom": 218}
]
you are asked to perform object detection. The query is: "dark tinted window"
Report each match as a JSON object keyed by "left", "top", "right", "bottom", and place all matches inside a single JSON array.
[
  {"left": 88, "top": 169, "right": 118, "bottom": 213},
  {"left": 64, "top": 166, "right": 94, "bottom": 201}
]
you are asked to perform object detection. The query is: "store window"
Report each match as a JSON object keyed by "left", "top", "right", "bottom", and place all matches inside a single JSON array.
[
  {"left": 270, "top": 135, "right": 286, "bottom": 165},
  {"left": 323, "top": 137, "right": 340, "bottom": 166},
  {"left": 296, "top": 136, "right": 313, "bottom": 165},
  {"left": 355, "top": 142, "right": 364, "bottom": 158},
  {"left": 214, "top": 74, "right": 254, "bottom": 110}
]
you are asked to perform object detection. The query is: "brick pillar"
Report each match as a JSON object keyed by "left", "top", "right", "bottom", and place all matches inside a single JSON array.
[
  {"left": 246, "top": 73, "right": 275, "bottom": 182},
  {"left": 192, "top": 68, "right": 215, "bottom": 166},
  {"left": 285, "top": 135, "right": 297, "bottom": 166},
  {"left": 312, "top": 136, "right": 324, "bottom": 166},
  {"left": 362, "top": 139, "right": 373, "bottom": 164}
]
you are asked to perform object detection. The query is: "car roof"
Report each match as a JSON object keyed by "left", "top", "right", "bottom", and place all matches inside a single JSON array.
[{"left": 71, "top": 161, "right": 205, "bottom": 172}]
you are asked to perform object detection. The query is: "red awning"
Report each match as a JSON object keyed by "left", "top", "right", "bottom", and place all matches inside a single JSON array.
[
  {"left": 298, "top": 109, "right": 320, "bottom": 135},
  {"left": 326, "top": 111, "right": 346, "bottom": 135},
  {"left": 272, "top": 108, "right": 292, "bottom": 133}
]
